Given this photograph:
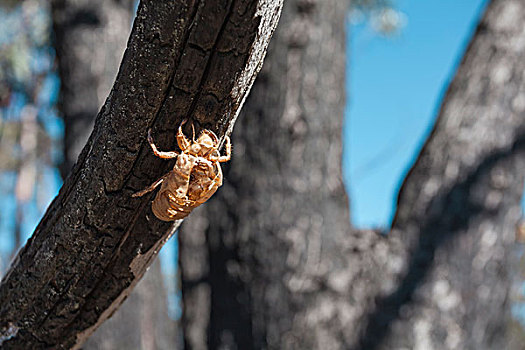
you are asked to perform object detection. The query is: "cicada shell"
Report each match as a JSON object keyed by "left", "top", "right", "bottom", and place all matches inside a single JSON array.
[{"left": 133, "top": 120, "right": 231, "bottom": 221}]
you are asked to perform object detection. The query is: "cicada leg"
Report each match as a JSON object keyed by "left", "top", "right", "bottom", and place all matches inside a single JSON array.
[
  {"left": 132, "top": 174, "right": 166, "bottom": 197},
  {"left": 209, "top": 136, "right": 231, "bottom": 163},
  {"left": 147, "top": 129, "right": 179, "bottom": 159},
  {"left": 218, "top": 136, "right": 231, "bottom": 162},
  {"left": 177, "top": 119, "right": 192, "bottom": 151}
]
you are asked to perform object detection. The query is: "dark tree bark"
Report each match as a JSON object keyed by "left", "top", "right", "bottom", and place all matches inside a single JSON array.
[
  {"left": 0, "top": 0, "right": 283, "bottom": 348},
  {"left": 180, "top": 0, "right": 525, "bottom": 349},
  {"left": 51, "top": 1, "right": 178, "bottom": 348}
]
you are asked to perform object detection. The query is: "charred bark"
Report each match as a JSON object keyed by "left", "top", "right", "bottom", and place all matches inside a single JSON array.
[
  {"left": 180, "top": 0, "right": 525, "bottom": 349},
  {"left": 0, "top": 0, "right": 283, "bottom": 348},
  {"left": 51, "top": 1, "right": 178, "bottom": 348}
]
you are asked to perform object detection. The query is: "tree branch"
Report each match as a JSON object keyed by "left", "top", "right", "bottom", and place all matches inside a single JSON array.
[{"left": 0, "top": 0, "right": 282, "bottom": 348}]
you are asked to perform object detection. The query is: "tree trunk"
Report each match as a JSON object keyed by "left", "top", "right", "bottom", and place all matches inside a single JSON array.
[
  {"left": 361, "top": 0, "right": 525, "bottom": 348},
  {"left": 51, "top": 1, "right": 178, "bottom": 348},
  {"left": 0, "top": 0, "right": 283, "bottom": 348},
  {"left": 179, "top": 0, "right": 352, "bottom": 348},
  {"left": 51, "top": 0, "right": 136, "bottom": 178},
  {"left": 180, "top": 0, "right": 525, "bottom": 349}
]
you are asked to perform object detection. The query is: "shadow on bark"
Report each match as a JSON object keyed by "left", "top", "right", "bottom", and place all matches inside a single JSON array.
[{"left": 357, "top": 130, "right": 525, "bottom": 350}]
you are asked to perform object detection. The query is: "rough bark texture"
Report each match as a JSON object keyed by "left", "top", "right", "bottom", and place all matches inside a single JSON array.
[
  {"left": 51, "top": 1, "right": 178, "bottom": 348},
  {"left": 180, "top": 0, "right": 525, "bottom": 349},
  {"left": 0, "top": 0, "right": 283, "bottom": 348}
]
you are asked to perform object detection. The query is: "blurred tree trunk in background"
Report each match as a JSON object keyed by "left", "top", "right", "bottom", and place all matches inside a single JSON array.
[
  {"left": 51, "top": 0, "right": 135, "bottom": 178},
  {"left": 180, "top": 0, "right": 525, "bottom": 349},
  {"left": 179, "top": 0, "right": 352, "bottom": 348},
  {"left": 13, "top": 107, "right": 39, "bottom": 256},
  {"left": 362, "top": 0, "right": 525, "bottom": 348},
  {"left": 83, "top": 260, "right": 178, "bottom": 350},
  {"left": 51, "top": 1, "right": 178, "bottom": 348}
]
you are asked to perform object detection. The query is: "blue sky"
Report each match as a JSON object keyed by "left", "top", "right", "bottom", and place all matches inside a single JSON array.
[{"left": 344, "top": 0, "right": 491, "bottom": 228}]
